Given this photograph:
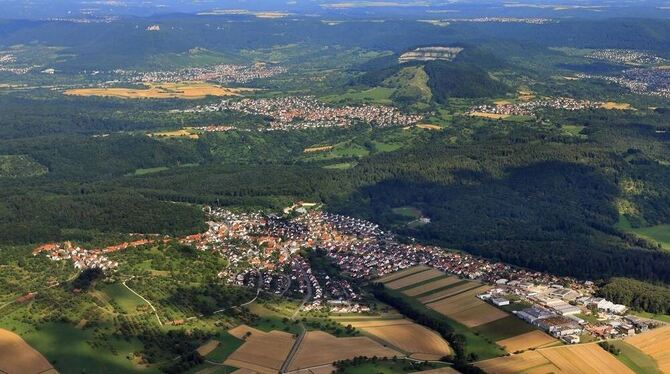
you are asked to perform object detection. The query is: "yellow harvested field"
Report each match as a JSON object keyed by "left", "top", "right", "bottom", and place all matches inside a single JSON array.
[
  {"left": 353, "top": 320, "right": 452, "bottom": 360},
  {"left": 228, "top": 324, "right": 264, "bottom": 339},
  {"left": 416, "top": 124, "right": 442, "bottom": 130},
  {"left": 287, "top": 365, "right": 336, "bottom": 374},
  {"left": 0, "top": 329, "right": 57, "bottom": 374},
  {"left": 347, "top": 319, "right": 412, "bottom": 328},
  {"left": 287, "top": 331, "right": 400, "bottom": 371},
  {"left": 303, "top": 146, "right": 334, "bottom": 153},
  {"left": 469, "top": 112, "right": 510, "bottom": 119},
  {"left": 626, "top": 325, "right": 670, "bottom": 373},
  {"left": 601, "top": 102, "right": 632, "bottom": 110},
  {"left": 149, "top": 129, "right": 199, "bottom": 139},
  {"left": 494, "top": 100, "right": 512, "bottom": 105},
  {"left": 418, "top": 282, "right": 484, "bottom": 304},
  {"left": 196, "top": 340, "right": 220, "bottom": 356},
  {"left": 496, "top": 330, "right": 557, "bottom": 353},
  {"left": 518, "top": 90, "right": 535, "bottom": 101},
  {"left": 224, "top": 326, "right": 295, "bottom": 374},
  {"left": 477, "top": 350, "right": 549, "bottom": 374},
  {"left": 402, "top": 276, "right": 461, "bottom": 297},
  {"left": 377, "top": 265, "right": 431, "bottom": 283},
  {"left": 64, "top": 82, "right": 251, "bottom": 99},
  {"left": 476, "top": 343, "right": 634, "bottom": 374},
  {"left": 385, "top": 268, "right": 445, "bottom": 290}
]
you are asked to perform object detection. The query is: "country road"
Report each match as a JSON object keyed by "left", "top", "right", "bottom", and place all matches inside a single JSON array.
[{"left": 122, "top": 276, "right": 163, "bottom": 326}]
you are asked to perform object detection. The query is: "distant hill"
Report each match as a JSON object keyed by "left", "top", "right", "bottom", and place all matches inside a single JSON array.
[
  {"left": 424, "top": 60, "right": 510, "bottom": 103},
  {"left": 351, "top": 46, "right": 510, "bottom": 105}
]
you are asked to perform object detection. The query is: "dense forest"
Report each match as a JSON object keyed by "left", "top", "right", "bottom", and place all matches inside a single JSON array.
[{"left": 598, "top": 278, "right": 670, "bottom": 314}]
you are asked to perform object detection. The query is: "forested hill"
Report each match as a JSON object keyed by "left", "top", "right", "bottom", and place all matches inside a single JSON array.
[{"left": 2, "top": 17, "right": 670, "bottom": 70}]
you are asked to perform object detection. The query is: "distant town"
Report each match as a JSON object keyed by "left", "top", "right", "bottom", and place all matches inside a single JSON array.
[{"left": 179, "top": 96, "right": 424, "bottom": 130}]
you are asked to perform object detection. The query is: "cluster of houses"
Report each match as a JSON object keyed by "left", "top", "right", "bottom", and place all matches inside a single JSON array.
[
  {"left": 180, "top": 96, "right": 424, "bottom": 130},
  {"left": 33, "top": 242, "right": 119, "bottom": 271},
  {"left": 586, "top": 49, "right": 665, "bottom": 65},
  {"left": 579, "top": 68, "right": 670, "bottom": 99},
  {"left": 469, "top": 97, "right": 605, "bottom": 118},
  {"left": 445, "top": 17, "right": 553, "bottom": 24},
  {"left": 0, "top": 53, "right": 36, "bottom": 75},
  {"left": 113, "top": 63, "right": 286, "bottom": 84}
]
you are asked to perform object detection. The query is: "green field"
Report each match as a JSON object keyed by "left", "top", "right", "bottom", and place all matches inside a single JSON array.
[
  {"left": 472, "top": 316, "right": 537, "bottom": 342},
  {"left": 630, "top": 311, "right": 670, "bottom": 323},
  {"left": 100, "top": 282, "right": 147, "bottom": 314},
  {"left": 609, "top": 340, "right": 662, "bottom": 374},
  {"left": 339, "top": 360, "right": 446, "bottom": 374},
  {"left": 616, "top": 215, "right": 670, "bottom": 250},
  {"left": 392, "top": 206, "right": 423, "bottom": 219},
  {"left": 323, "top": 162, "right": 356, "bottom": 170},
  {"left": 22, "top": 322, "right": 154, "bottom": 374},
  {"left": 132, "top": 167, "right": 170, "bottom": 176},
  {"left": 205, "top": 332, "right": 244, "bottom": 363},
  {"left": 322, "top": 87, "right": 395, "bottom": 105}
]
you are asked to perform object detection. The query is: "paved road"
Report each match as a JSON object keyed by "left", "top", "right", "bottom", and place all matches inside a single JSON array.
[{"left": 280, "top": 274, "right": 313, "bottom": 373}]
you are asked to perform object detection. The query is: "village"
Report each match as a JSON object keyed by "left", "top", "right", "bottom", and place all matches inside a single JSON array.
[
  {"left": 579, "top": 67, "right": 670, "bottom": 99},
  {"left": 180, "top": 96, "right": 424, "bottom": 130},
  {"left": 0, "top": 53, "right": 35, "bottom": 74},
  {"left": 585, "top": 48, "right": 665, "bottom": 65},
  {"left": 32, "top": 205, "right": 664, "bottom": 345},
  {"left": 111, "top": 62, "right": 286, "bottom": 84},
  {"left": 445, "top": 17, "right": 553, "bottom": 24},
  {"left": 469, "top": 97, "right": 607, "bottom": 117}
]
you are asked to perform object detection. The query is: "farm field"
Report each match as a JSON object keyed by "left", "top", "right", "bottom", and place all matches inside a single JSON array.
[
  {"left": 473, "top": 316, "right": 538, "bottom": 342},
  {"left": 304, "top": 145, "right": 334, "bottom": 153},
  {"left": 64, "top": 82, "right": 250, "bottom": 99},
  {"left": 376, "top": 265, "right": 431, "bottom": 283},
  {"left": 415, "top": 124, "right": 442, "bottom": 130},
  {"left": 625, "top": 325, "right": 670, "bottom": 373},
  {"left": 609, "top": 340, "right": 662, "bottom": 374},
  {"left": 348, "top": 319, "right": 452, "bottom": 360},
  {"left": 601, "top": 102, "right": 632, "bottom": 110},
  {"left": 286, "top": 331, "right": 400, "bottom": 372},
  {"left": 476, "top": 343, "right": 634, "bottom": 374},
  {"left": 617, "top": 216, "right": 670, "bottom": 250},
  {"left": 418, "top": 281, "right": 484, "bottom": 303},
  {"left": 384, "top": 268, "right": 445, "bottom": 290},
  {"left": 149, "top": 129, "right": 200, "bottom": 139},
  {"left": 98, "top": 282, "right": 147, "bottom": 314},
  {"left": 496, "top": 330, "right": 558, "bottom": 353},
  {"left": 225, "top": 325, "right": 296, "bottom": 374},
  {"left": 0, "top": 328, "right": 56, "bottom": 374},
  {"left": 469, "top": 112, "right": 510, "bottom": 119},
  {"left": 22, "top": 322, "right": 153, "bottom": 373},
  {"left": 402, "top": 276, "right": 461, "bottom": 297}
]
